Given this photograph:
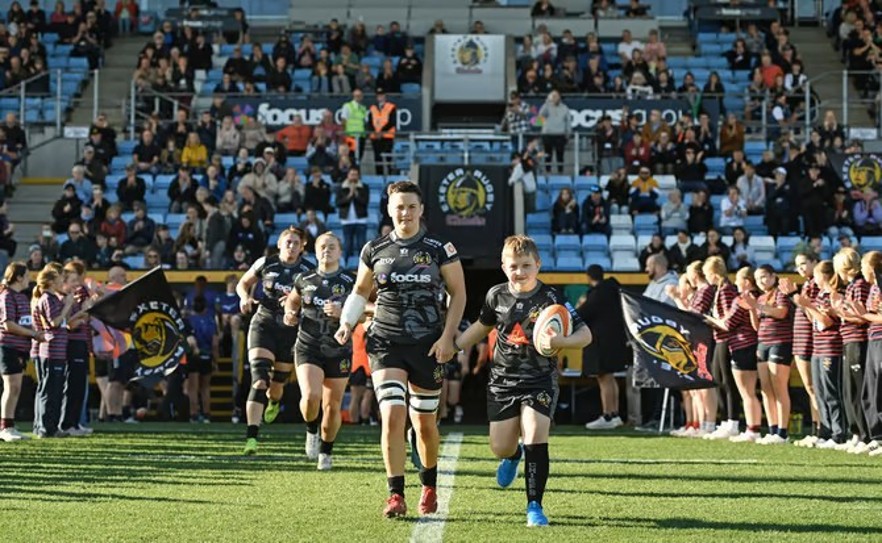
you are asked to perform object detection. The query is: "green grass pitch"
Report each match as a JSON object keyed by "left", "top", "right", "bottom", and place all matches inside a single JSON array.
[{"left": 2, "top": 423, "right": 882, "bottom": 542}]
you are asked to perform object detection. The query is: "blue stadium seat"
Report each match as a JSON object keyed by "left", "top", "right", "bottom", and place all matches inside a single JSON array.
[
  {"left": 574, "top": 175, "right": 598, "bottom": 192},
  {"left": 862, "top": 237, "right": 882, "bottom": 252},
  {"left": 286, "top": 156, "right": 308, "bottom": 170},
  {"left": 538, "top": 250, "right": 554, "bottom": 266},
  {"left": 153, "top": 174, "right": 175, "bottom": 193},
  {"left": 68, "top": 57, "right": 89, "bottom": 71},
  {"left": 634, "top": 214, "right": 659, "bottom": 235},
  {"left": 583, "top": 255, "right": 611, "bottom": 270},
  {"left": 744, "top": 215, "right": 767, "bottom": 235},
  {"left": 118, "top": 140, "right": 138, "bottom": 155},
  {"left": 533, "top": 233, "right": 553, "bottom": 252},
  {"left": 165, "top": 214, "right": 186, "bottom": 230},
  {"left": 110, "top": 156, "right": 131, "bottom": 173},
  {"left": 124, "top": 255, "right": 145, "bottom": 269},
  {"left": 43, "top": 33, "right": 60, "bottom": 44},
  {"left": 776, "top": 236, "right": 802, "bottom": 260},
  {"left": 526, "top": 212, "right": 551, "bottom": 234},
  {"left": 346, "top": 255, "right": 360, "bottom": 269},
  {"left": 547, "top": 175, "right": 572, "bottom": 192},
  {"left": 581, "top": 234, "right": 609, "bottom": 255},
  {"left": 701, "top": 44, "right": 723, "bottom": 57},
  {"left": 275, "top": 213, "right": 299, "bottom": 227},
  {"left": 149, "top": 213, "right": 165, "bottom": 226},
  {"left": 744, "top": 141, "right": 768, "bottom": 154},
  {"left": 401, "top": 83, "right": 421, "bottom": 95},
  {"left": 535, "top": 189, "right": 552, "bottom": 212},
  {"left": 362, "top": 175, "right": 385, "bottom": 190},
  {"left": 326, "top": 214, "right": 342, "bottom": 229},
  {"left": 554, "top": 234, "right": 581, "bottom": 253},
  {"left": 555, "top": 256, "right": 584, "bottom": 271},
  {"left": 145, "top": 191, "right": 166, "bottom": 212}
]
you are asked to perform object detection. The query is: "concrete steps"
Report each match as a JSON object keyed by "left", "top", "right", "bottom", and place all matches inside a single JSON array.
[
  {"left": 69, "top": 37, "right": 145, "bottom": 129},
  {"left": 7, "top": 181, "right": 63, "bottom": 258}
]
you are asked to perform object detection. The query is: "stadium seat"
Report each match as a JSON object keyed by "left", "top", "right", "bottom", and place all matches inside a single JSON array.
[
  {"left": 153, "top": 175, "right": 175, "bottom": 193},
  {"left": 538, "top": 250, "right": 554, "bottom": 266},
  {"left": 752, "top": 235, "right": 776, "bottom": 260},
  {"left": 165, "top": 214, "right": 186, "bottom": 231},
  {"left": 634, "top": 214, "right": 659, "bottom": 235},
  {"left": 744, "top": 215, "right": 767, "bottom": 235},
  {"left": 610, "top": 214, "right": 633, "bottom": 235},
  {"left": 275, "top": 213, "right": 298, "bottom": 227},
  {"left": 401, "top": 83, "right": 421, "bottom": 95},
  {"left": 609, "top": 234, "right": 636, "bottom": 254},
  {"left": 555, "top": 256, "right": 584, "bottom": 271},
  {"left": 526, "top": 212, "right": 551, "bottom": 234},
  {"left": 533, "top": 233, "right": 553, "bottom": 253},
  {"left": 583, "top": 254, "right": 611, "bottom": 270},
  {"left": 553, "top": 234, "right": 581, "bottom": 253},
  {"left": 124, "top": 255, "right": 145, "bottom": 269},
  {"left": 581, "top": 234, "right": 608, "bottom": 255},
  {"left": 547, "top": 176, "right": 572, "bottom": 192},
  {"left": 612, "top": 255, "right": 640, "bottom": 272},
  {"left": 861, "top": 237, "right": 882, "bottom": 252},
  {"left": 574, "top": 175, "right": 598, "bottom": 192},
  {"left": 776, "top": 236, "right": 803, "bottom": 261},
  {"left": 535, "top": 190, "right": 552, "bottom": 212}
]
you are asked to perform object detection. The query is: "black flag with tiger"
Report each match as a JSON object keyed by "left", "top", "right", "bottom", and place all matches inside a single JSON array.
[
  {"left": 88, "top": 267, "right": 185, "bottom": 380},
  {"left": 620, "top": 291, "right": 716, "bottom": 390}
]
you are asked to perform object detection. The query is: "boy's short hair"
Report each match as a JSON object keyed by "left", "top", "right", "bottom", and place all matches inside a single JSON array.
[
  {"left": 386, "top": 180, "right": 422, "bottom": 202},
  {"left": 502, "top": 235, "right": 540, "bottom": 262}
]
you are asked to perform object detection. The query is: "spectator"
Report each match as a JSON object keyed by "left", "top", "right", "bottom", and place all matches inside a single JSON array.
[
  {"left": 195, "top": 112, "right": 217, "bottom": 156},
  {"left": 158, "top": 138, "right": 181, "bottom": 174},
  {"left": 726, "top": 39, "right": 753, "bottom": 71},
  {"left": 355, "top": 63, "right": 376, "bottom": 92},
  {"left": 26, "top": 243, "right": 45, "bottom": 271},
  {"left": 174, "top": 221, "right": 203, "bottom": 268},
  {"left": 719, "top": 113, "right": 746, "bottom": 156},
  {"left": 668, "top": 229, "right": 699, "bottom": 271},
  {"left": 152, "top": 224, "right": 175, "bottom": 266},
  {"left": 827, "top": 186, "right": 854, "bottom": 240},
  {"left": 538, "top": 90, "right": 571, "bottom": 174},
  {"left": 719, "top": 186, "right": 747, "bottom": 233},
  {"left": 725, "top": 149, "right": 747, "bottom": 186},
  {"left": 617, "top": 29, "right": 644, "bottom": 65},
  {"left": 85, "top": 185, "right": 110, "bottom": 228},
  {"left": 296, "top": 36, "right": 317, "bottom": 69},
  {"left": 642, "top": 29, "right": 666, "bottom": 63},
  {"left": 376, "top": 59, "right": 400, "bottom": 94},
  {"left": 639, "top": 234, "right": 669, "bottom": 272},
  {"left": 736, "top": 162, "right": 767, "bottom": 215},
  {"left": 687, "top": 189, "right": 714, "bottom": 234},
  {"left": 579, "top": 185, "right": 610, "bottom": 235},
  {"left": 336, "top": 43, "right": 361, "bottom": 83},
  {"left": 531, "top": 0, "right": 556, "bottom": 17},
  {"left": 77, "top": 145, "right": 108, "bottom": 188},
  {"left": 331, "top": 64, "right": 351, "bottom": 94},
  {"left": 59, "top": 221, "right": 97, "bottom": 265},
  {"left": 276, "top": 115, "right": 312, "bottom": 157},
  {"left": 818, "top": 110, "right": 845, "bottom": 149},
  {"left": 143, "top": 246, "right": 163, "bottom": 270},
  {"left": 309, "top": 61, "right": 332, "bottom": 94},
  {"left": 397, "top": 44, "right": 422, "bottom": 84},
  {"left": 623, "top": 133, "right": 651, "bottom": 173},
  {"left": 267, "top": 57, "right": 292, "bottom": 93},
  {"left": 181, "top": 132, "right": 208, "bottom": 171},
  {"left": 201, "top": 164, "right": 227, "bottom": 201},
  {"left": 650, "top": 131, "right": 677, "bottom": 175},
  {"left": 62, "top": 165, "right": 92, "bottom": 204},
  {"left": 596, "top": 115, "right": 623, "bottom": 174},
  {"left": 133, "top": 129, "right": 160, "bottom": 174},
  {"left": 728, "top": 226, "right": 755, "bottom": 270},
  {"left": 798, "top": 162, "right": 832, "bottom": 238},
  {"left": 508, "top": 140, "right": 540, "bottom": 213},
  {"left": 272, "top": 33, "right": 295, "bottom": 67},
  {"left": 605, "top": 167, "right": 631, "bottom": 213},
  {"left": 299, "top": 209, "right": 327, "bottom": 254},
  {"left": 168, "top": 166, "right": 199, "bottom": 214},
  {"left": 660, "top": 188, "right": 689, "bottom": 235},
  {"left": 336, "top": 168, "right": 369, "bottom": 258},
  {"left": 675, "top": 147, "right": 708, "bottom": 193},
  {"left": 189, "top": 32, "right": 213, "bottom": 71},
  {"left": 595, "top": 0, "right": 619, "bottom": 18},
  {"left": 552, "top": 187, "right": 579, "bottom": 234},
  {"left": 275, "top": 168, "right": 304, "bottom": 214},
  {"left": 226, "top": 211, "right": 265, "bottom": 261},
  {"left": 98, "top": 203, "right": 126, "bottom": 250},
  {"left": 629, "top": 166, "right": 660, "bottom": 215},
  {"left": 124, "top": 201, "right": 155, "bottom": 254},
  {"left": 202, "top": 196, "right": 230, "bottom": 268},
  {"left": 501, "top": 91, "right": 531, "bottom": 143},
  {"left": 697, "top": 228, "right": 730, "bottom": 262},
  {"left": 249, "top": 42, "right": 272, "bottom": 81},
  {"left": 853, "top": 188, "right": 882, "bottom": 236},
  {"left": 304, "top": 168, "right": 333, "bottom": 215},
  {"left": 94, "top": 233, "right": 112, "bottom": 268},
  {"left": 765, "top": 167, "right": 792, "bottom": 236},
  {"left": 215, "top": 116, "right": 240, "bottom": 156},
  {"left": 238, "top": 158, "right": 278, "bottom": 203},
  {"left": 386, "top": 21, "right": 408, "bottom": 57}
]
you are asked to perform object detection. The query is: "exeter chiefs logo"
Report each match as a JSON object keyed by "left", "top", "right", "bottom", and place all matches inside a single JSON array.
[
  {"left": 536, "top": 391, "right": 551, "bottom": 408},
  {"left": 331, "top": 283, "right": 347, "bottom": 297},
  {"left": 635, "top": 323, "right": 697, "bottom": 374},
  {"left": 340, "top": 359, "right": 351, "bottom": 374},
  {"left": 412, "top": 251, "right": 432, "bottom": 266},
  {"left": 438, "top": 168, "right": 494, "bottom": 227},
  {"left": 450, "top": 35, "right": 488, "bottom": 73},
  {"left": 842, "top": 154, "right": 882, "bottom": 191},
  {"left": 130, "top": 301, "right": 186, "bottom": 377},
  {"left": 433, "top": 364, "right": 444, "bottom": 383}
]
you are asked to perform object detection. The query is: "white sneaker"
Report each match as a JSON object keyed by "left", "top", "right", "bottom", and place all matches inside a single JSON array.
[
  {"left": 454, "top": 406, "right": 463, "bottom": 424},
  {"left": 305, "top": 431, "right": 320, "bottom": 460},
  {"left": 692, "top": 428, "right": 709, "bottom": 438},
  {"left": 123, "top": 417, "right": 139, "bottom": 424},
  {"left": 795, "top": 435, "right": 818, "bottom": 448},
  {"left": 76, "top": 425, "right": 94, "bottom": 435},
  {"left": 869, "top": 442, "right": 882, "bottom": 457},
  {"left": 0, "top": 427, "right": 27, "bottom": 442},
  {"left": 317, "top": 453, "right": 332, "bottom": 471},
  {"left": 669, "top": 425, "right": 689, "bottom": 437},
  {"left": 834, "top": 441, "right": 855, "bottom": 451},
  {"left": 848, "top": 441, "right": 870, "bottom": 454},
  {"left": 681, "top": 426, "right": 699, "bottom": 438},
  {"left": 584, "top": 416, "right": 621, "bottom": 430},
  {"left": 730, "top": 431, "right": 760, "bottom": 443},
  {"left": 817, "top": 439, "right": 840, "bottom": 450},
  {"left": 761, "top": 434, "right": 788, "bottom": 445},
  {"left": 704, "top": 427, "right": 732, "bottom": 440},
  {"left": 65, "top": 426, "right": 89, "bottom": 437}
]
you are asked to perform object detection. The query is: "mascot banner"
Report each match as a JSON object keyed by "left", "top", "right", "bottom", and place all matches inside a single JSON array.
[
  {"left": 829, "top": 153, "right": 882, "bottom": 193},
  {"left": 419, "top": 165, "right": 513, "bottom": 264},
  {"left": 88, "top": 267, "right": 185, "bottom": 380},
  {"left": 433, "top": 34, "right": 506, "bottom": 102},
  {"left": 621, "top": 292, "right": 716, "bottom": 390}
]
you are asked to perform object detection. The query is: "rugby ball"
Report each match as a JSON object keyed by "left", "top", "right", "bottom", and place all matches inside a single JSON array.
[{"left": 533, "top": 304, "right": 572, "bottom": 357}]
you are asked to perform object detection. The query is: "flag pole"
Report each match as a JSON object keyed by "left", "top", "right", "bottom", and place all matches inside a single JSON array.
[{"left": 658, "top": 388, "right": 670, "bottom": 434}]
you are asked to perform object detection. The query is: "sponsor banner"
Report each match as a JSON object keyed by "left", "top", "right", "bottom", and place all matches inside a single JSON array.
[
  {"left": 523, "top": 97, "right": 720, "bottom": 132},
  {"left": 226, "top": 96, "right": 423, "bottom": 131},
  {"left": 829, "top": 152, "right": 882, "bottom": 193},
  {"left": 621, "top": 291, "right": 716, "bottom": 390},
  {"left": 88, "top": 268, "right": 186, "bottom": 380},
  {"left": 419, "top": 165, "right": 513, "bottom": 261},
  {"left": 433, "top": 34, "right": 506, "bottom": 102}
]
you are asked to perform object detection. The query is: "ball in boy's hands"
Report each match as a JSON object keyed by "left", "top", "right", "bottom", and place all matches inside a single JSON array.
[{"left": 533, "top": 305, "right": 572, "bottom": 357}]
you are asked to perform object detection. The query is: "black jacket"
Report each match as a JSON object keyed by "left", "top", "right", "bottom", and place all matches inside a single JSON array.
[
  {"left": 576, "top": 278, "right": 631, "bottom": 375},
  {"left": 336, "top": 183, "right": 369, "bottom": 219}
]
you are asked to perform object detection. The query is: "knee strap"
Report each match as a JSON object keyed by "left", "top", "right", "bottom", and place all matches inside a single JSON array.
[
  {"left": 409, "top": 389, "right": 441, "bottom": 416},
  {"left": 375, "top": 380, "right": 407, "bottom": 408},
  {"left": 271, "top": 370, "right": 291, "bottom": 384},
  {"left": 247, "top": 386, "right": 269, "bottom": 406},
  {"left": 250, "top": 358, "right": 272, "bottom": 389}
]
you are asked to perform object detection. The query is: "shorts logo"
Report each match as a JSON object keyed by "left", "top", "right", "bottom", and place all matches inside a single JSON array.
[
  {"left": 433, "top": 364, "right": 444, "bottom": 383},
  {"left": 536, "top": 391, "right": 551, "bottom": 407},
  {"left": 340, "top": 358, "right": 351, "bottom": 373},
  {"left": 412, "top": 251, "right": 433, "bottom": 266}
]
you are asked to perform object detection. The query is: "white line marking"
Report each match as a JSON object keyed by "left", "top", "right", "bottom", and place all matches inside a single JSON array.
[{"left": 410, "top": 432, "right": 463, "bottom": 543}]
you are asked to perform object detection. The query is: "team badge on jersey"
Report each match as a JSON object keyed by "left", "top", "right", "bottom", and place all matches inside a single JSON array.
[
  {"left": 507, "top": 322, "right": 530, "bottom": 346},
  {"left": 332, "top": 283, "right": 347, "bottom": 296},
  {"left": 413, "top": 251, "right": 433, "bottom": 266}
]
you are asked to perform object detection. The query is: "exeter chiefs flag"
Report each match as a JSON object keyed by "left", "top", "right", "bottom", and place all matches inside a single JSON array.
[
  {"left": 829, "top": 153, "right": 882, "bottom": 192},
  {"left": 620, "top": 292, "right": 715, "bottom": 390},
  {"left": 88, "top": 267, "right": 185, "bottom": 380}
]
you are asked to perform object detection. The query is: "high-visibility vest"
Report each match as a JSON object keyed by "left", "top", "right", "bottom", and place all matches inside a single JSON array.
[
  {"left": 343, "top": 100, "right": 367, "bottom": 137},
  {"left": 370, "top": 102, "right": 396, "bottom": 139}
]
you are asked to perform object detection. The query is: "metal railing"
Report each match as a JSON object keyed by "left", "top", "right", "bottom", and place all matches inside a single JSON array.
[{"left": 805, "top": 69, "right": 882, "bottom": 140}]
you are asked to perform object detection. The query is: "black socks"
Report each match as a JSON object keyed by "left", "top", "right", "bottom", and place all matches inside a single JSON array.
[
  {"left": 523, "top": 443, "right": 549, "bottom": 506},
  {"left": 320, "top": 439, "right": 334, "bottom": 455},
  {"left": 388, "top": 475, "right": 405, "bottom": 497},
  {"left": 306, "top": 419, "right": 319, "bottom": 434},
  {"left": 419, "top": 465, "right": 438, "bottom": 488},
  {"left": 246, "top": 424, "right": 259, "bottom": 439}
]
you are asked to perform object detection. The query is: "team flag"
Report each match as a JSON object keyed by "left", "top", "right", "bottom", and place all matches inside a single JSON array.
[
  {"left": 620, "top": 291, "right": 716, "bottom": 390},
  {"left": 88, "top": 267, "right": 186, "bottom": 380}
]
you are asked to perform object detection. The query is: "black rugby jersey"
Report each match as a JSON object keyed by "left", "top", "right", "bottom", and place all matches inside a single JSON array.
[
  {"left": 478, "top": 281, "right": 585, "bottom": 390},
  {"left": 293, "top": 268, "right": 356, "bottom": 353},
  {"left": 249, "top": 254, "right": 316, "bottom": 321},
  {"left": 361, "top": 227, "right": 459, "bottom": 343}
]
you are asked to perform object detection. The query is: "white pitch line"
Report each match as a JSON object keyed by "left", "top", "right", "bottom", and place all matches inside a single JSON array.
[{"left": 410, "top": 432, "right": 464, "bottom": 543}]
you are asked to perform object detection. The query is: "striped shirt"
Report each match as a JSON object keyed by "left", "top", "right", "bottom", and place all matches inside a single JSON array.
[
  {"left": 757, "top": 289, "right": 793, "bottom": 345},
  {"left": 869, "top": 284, "right": 882, "bottom": 341},
  {"left": 689, "top": 284, "right": 716, "bottom": 315},
  {"left": 723, "top": 296, "right": 758, "bottom": 352},
  {"left": 68, "top": 285, "right": 91, "bottom": 343},
  {"left": 842, "top": 277, "right": 871, "bottom": 344},
  {"left": 0, "top": 287, "right": 32, "bottom": 353},
  {"left": 812, "top": 290, "right": 842, "bottom": 357},
  {"left": 33, "top": 292, "right": 69, "bottom": 360},
  {"left": 712, "top": 281, "right": 738, "bottom": 342},
  {"left": 793, "top": 278, "right": 819, "bottom": 358}
]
